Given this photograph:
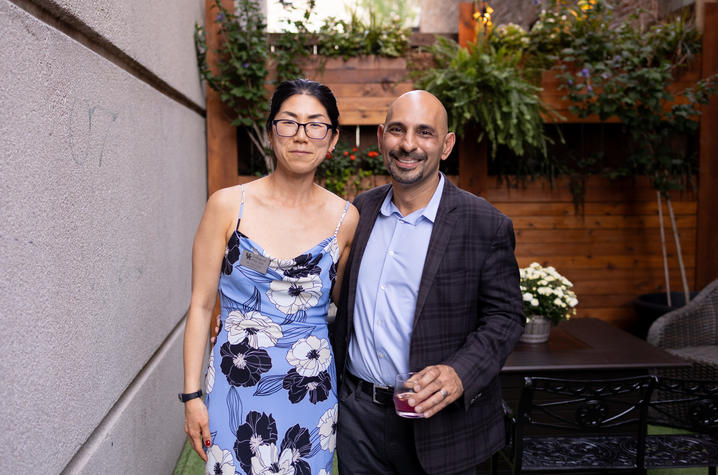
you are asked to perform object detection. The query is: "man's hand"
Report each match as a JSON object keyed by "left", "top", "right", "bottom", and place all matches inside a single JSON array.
[{"left": 406, "top": 364, "right": 464, "bottom": 418}]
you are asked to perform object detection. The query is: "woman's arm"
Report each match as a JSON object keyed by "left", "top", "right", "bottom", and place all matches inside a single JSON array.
[
  {"left": 332, "top": 204, "right": 359, "bottom": 303},
  {"left": 183, "top": 189, "right": 234, "bottom": 461}
]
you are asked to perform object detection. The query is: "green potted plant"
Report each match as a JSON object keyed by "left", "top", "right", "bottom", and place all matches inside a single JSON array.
[{"left": 519, "top": 262, "right": 578, "bottom": 343}]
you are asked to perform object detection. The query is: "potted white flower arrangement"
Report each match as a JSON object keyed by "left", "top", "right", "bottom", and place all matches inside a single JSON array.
[{"left": 519, "top": 262, "right": 578, "bottom": 343}]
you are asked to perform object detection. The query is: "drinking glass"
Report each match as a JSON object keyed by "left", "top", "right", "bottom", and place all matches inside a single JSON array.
[{"left": 393, "top": 372, "right": 424, "bottom": 418}]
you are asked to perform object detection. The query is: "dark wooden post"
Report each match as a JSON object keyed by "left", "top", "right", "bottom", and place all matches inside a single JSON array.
[
  {"left": 696, "top": 2, "right": 718, "bottom": 288},
  {"left": 205, "top": 0, "right": 239, "bottom": 195},
  {"left": 457, "top": 3, "right": 489, "bottom": 195}
]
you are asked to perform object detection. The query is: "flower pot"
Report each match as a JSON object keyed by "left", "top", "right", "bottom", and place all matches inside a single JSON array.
[
  {"left": 520, "top": 315, "right": 552, "bottom": 344},
  {"left": 632, "top": 291, "right": 698, "bottom": 340}
]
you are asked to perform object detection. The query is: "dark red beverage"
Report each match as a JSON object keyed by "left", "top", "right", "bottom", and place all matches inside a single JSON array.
[{"left": 393, "top": 392, "right": 424, "bottom": 418}]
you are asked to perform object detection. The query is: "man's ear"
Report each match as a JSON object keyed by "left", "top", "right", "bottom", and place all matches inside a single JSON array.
[
  {"left": 441, "top": 132, "right": 456, "bottom": 160},
  {"left": 377, "top": 124, "right": 385, "bottom": 154}
]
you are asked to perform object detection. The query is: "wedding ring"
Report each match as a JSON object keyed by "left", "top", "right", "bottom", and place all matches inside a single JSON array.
[{"left": 440, "top": 388, "right": 448, "bottom": 400}]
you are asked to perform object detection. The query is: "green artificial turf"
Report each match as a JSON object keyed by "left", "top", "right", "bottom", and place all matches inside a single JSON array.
[{"left": 174, "top": 426, "right": 709, "bottom": 475}]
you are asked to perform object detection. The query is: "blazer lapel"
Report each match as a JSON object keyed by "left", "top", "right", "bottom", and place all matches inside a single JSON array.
[{"left": 412, "top": 179, "right": 459, "bottom": 330}]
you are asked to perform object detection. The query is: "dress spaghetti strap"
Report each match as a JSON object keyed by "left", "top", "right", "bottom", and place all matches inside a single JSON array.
[
  {"left": 236, "top": 185, "right": 245, "bottom": 232},
  {"left": 333, "top": 201, "right": 350, "bottom": 238}
]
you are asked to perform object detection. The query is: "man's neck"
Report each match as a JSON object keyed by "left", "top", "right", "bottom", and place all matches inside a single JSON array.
[{"left": 391, "top": 173, "right": 441, "bottom": 217}]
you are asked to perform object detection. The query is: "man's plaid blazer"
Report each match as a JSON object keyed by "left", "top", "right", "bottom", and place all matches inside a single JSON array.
[{"left": 332, "top": 177, "right": 525, "bottom": 474}]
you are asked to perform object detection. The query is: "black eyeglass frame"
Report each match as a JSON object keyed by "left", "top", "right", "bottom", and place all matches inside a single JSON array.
[{"left": 272, "top": 119, "right": 335, "bottom": 140}]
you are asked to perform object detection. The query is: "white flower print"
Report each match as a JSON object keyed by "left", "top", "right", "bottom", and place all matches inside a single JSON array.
[
  {"left": 205, "top": 444, "right": 236, "bottom": 475},
  {"left": 250, "top": 443, "right": 295, "bottom": 475},
  {"left": 205, "top": 351, "right": 215, "bottom": 394},
  {"left": 286, "top": 336, "right": 332, "bottom": 377},
  {"left": 225, "top": 310, "right": 283, "bottom": 348},
  {"left": 267, "top": 274, "right": 323, "bottom": 315},
  {"left": 324, "top": 238, "right": 339, "bottom": 264},
  {"left": 317, "top": 404, "right": 338, "bottom": 452}
]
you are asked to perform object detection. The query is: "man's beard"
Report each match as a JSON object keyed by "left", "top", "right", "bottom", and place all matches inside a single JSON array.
[{"left": 386, "top": 149, "right": 429, "bottom": 185}]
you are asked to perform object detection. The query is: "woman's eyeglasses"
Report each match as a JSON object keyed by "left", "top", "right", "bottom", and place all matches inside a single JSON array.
[{"left": 273, "top": 119, "right": 334, "bottom": 140}]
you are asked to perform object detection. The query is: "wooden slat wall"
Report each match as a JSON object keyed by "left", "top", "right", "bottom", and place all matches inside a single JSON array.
[
  {"left": 279, "top": 56, "right": 415, "bottom": 125},
  {"left": 482, "top": 176, "right": 697, "bottom": 330}
]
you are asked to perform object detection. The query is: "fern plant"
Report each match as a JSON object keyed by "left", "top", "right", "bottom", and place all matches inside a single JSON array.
[{"left": 412, "top": 36, "right": 550, "bottom": 161}]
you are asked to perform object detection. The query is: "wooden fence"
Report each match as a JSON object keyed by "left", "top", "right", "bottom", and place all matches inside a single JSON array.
[{"left": 202, "top": 0, "right": 717, "bottom": 329}]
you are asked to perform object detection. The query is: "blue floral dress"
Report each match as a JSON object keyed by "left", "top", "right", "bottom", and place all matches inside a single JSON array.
[{"left": 204, "top": 186, "right": 348, "bottom": 475}]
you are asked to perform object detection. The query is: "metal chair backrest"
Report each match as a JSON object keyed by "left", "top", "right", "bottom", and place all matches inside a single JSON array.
[
  {"left": 513, "top": 375, "right": 656, "bottom": 472},
  {"left": 650, "top": 376, "right": 718, "bottom": 434}
]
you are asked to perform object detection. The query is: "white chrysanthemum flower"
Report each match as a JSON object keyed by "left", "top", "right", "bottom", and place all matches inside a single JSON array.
[
  {"left": 531, "top": 299, "right": 539, "bottom": 306},
  {"left": 225, "top": 310, "right": 283, "bottom": 348},
  {"left": 205, "top": 445, "right": 236, "bottom": 475},
  {"left": 318, "top": 404, "right": 338, "bottom": 452},
  {"left": 553, "top": 288, "right": 564, "bottom": 297},
  {"left": 523, "top": 292, "right": 534, "bottom": 301},
  {"left": 287, "top": 336, "right": 332, "bottom": 377},
  {"left": 553, "top": 297, "right": 564, "bottom": 307},
  {"left": 537, "top": 287, "right": 552, "bottom": 296},
  {"left": 568, "top": 297, "right": 578, "bottom": 307},
  {"left": 267, "top": 274, "right": 323, "bottom": 315}
]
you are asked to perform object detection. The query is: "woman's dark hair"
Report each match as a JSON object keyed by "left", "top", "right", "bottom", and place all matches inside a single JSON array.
[{"left": 266, "top": 79, "right": 340, "bottom": 134}]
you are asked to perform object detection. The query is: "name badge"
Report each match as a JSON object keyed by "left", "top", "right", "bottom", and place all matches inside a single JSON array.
[{"left": 239, "top": 250, "right": 270, "bottom": 274}]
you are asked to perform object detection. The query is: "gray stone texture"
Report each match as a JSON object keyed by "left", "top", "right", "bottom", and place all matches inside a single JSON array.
[
  {"left": 0, "top": 0, "right": 206, "bottom": 472},
  {"left": 34, "top": 0, "right": 205, "bottom": 108}
]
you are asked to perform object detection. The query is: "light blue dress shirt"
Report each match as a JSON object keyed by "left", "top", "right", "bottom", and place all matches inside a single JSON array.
[{"left": 347, "top": 174, "right": 445, "bottom": 387}]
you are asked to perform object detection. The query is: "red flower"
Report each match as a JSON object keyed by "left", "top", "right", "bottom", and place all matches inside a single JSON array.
[
  {"left": 350, "top": 155, "right": 356, "bottom": 160},
  {"left": 352, "top": 147, "right": 358, "bottom": 152},
  {"left": 368, "top": 151, "right": 379, "bottom": 158},
  {"left": 343, "top": 151, "right": 349, "bottom": 156}
]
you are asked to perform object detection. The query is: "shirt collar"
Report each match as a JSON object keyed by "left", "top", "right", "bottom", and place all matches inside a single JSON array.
[{"left": 379, "top": 173, "right": 445, "bottom": 224}]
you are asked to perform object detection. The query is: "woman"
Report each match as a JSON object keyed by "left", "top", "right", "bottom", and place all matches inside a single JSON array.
[{"left": 182, "top": 79, "right": 358, "bottom": 475}]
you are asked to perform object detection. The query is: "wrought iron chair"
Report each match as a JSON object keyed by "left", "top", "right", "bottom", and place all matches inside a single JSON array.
[
  {"left": 490, "top": 375, "right": 656, "bottom": 474},
  {"left": 644, "top": 376, "right": 718, "bottom": 474}
]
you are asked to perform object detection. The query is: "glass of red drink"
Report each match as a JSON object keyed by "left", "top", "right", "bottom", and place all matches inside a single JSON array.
[{"left": 393, "top": 372, "right": 424, "bottom": 418}]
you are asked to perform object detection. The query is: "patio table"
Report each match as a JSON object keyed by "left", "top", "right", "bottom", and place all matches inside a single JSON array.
[
  {"left": 500, "top": 317, "right": 690, "bottom": 409},
  {"left": 483, "top": 317, "right": 693, "bottom": 474},
  {"left": 503, "top": 316, "right": 690, "bottom": 374}
]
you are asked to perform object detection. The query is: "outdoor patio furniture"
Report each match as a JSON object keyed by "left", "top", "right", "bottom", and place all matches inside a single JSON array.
[
  {"left": 647, "top": 279, "right": 718, "bottom": 426},
  {"left": 490, "top": 375, "right": 655, "bottom": 474},
  {"left": 644, "top": 376, "right": 718, "bottom": 474}
]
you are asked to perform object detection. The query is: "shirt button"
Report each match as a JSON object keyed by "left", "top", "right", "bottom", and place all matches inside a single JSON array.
[
  {"left": 388, "top": 250, "right": 394, "bottom": 256},
  {"left": 380, "top": 285, "right": 385, "bottom": 291},
  {"left": 378, "top": 353, "right": 384, "bottom": 358}
]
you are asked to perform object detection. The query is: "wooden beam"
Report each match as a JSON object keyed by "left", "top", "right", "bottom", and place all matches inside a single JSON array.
[
  {"left": 205, "top": 0, "right": 238, "bottom": 195},
  {"left": 696, "top": 2, "right": 718, "bottom": 288},
  {"left": 458, "top": 125, "right": 488, "bottom": 196},
  {"left": 458, "top": 3, "right": 476, "bottom": 48}
]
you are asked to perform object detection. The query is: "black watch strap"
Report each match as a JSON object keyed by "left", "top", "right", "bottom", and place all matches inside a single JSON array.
[{"left": 178, "top": 389, "right": 203, "bottom": 403}]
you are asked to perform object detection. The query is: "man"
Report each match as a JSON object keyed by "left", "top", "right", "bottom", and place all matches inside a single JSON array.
[{"left": 332, "top": 90, "right": 525, "bottom": 475}]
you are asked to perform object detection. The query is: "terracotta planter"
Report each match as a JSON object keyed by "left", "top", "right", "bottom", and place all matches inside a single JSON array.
[{"left": 520, "top": 315, "right": 552, "bottom": 344}]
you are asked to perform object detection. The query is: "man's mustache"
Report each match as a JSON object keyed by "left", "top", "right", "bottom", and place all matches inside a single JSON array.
[{"left": 388, "top": 149, "right": 427, "bottom": 162}]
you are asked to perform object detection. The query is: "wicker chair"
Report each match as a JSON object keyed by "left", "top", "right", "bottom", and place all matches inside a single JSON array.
[{"left": 646, "top": 279, "right": 718, "bottom": 426}]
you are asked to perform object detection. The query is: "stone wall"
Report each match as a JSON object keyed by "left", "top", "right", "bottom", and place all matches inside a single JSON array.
[{"left": 0, "top": 0, "right": 206, "bottom": 473}]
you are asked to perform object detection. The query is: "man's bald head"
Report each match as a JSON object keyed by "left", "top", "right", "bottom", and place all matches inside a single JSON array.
[{"left": 384, "top": 90, "right": 449, "bottom": 135}]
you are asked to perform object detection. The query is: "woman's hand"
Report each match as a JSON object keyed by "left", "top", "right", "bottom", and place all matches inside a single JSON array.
[{"left": 184, "top": 398, "right": 210, "bottom": 461}]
